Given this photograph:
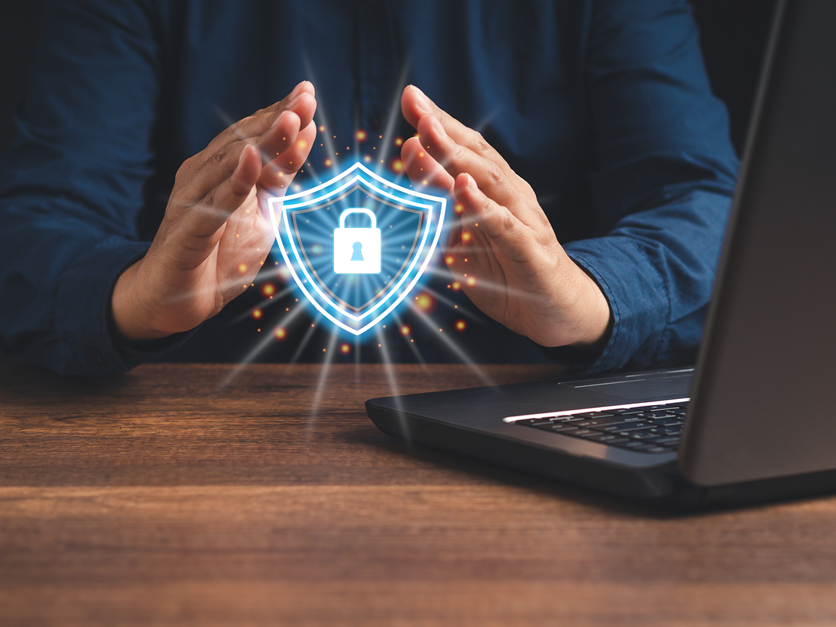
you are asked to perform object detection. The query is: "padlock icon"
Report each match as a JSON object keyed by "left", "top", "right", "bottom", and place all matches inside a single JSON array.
[{"left": 333, "top": 208, "right": 382, "bottom": 274}]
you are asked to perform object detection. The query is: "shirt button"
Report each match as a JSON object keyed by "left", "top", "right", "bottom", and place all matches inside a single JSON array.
[{"left": 369, "top": 111, "right": 387, "bottom": 132}]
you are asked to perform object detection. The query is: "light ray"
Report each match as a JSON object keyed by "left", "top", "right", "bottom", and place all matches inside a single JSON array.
[
  {"left": 303, "top": 57, "right": 340, "bottom": 178},
  {"left": 304, "top": 326, "right": 341, "bottom": 439},
  {"left": 392, "top": 310, "right": 430, "bottom": 373},
  {"left": 407, "top": 301, "right": 495, "bottom": 387},
  {"left": 229, "top": 284, "right": 297, "bottom": 324},
  {"left": 216, "top": 304, "right": 310, "bottom": 390},
  {"left": 375, "top": 324, "right": 412, "bottom": 446},
  {"left": 377, "top": 58, "right": 412, "bottom": 168}
]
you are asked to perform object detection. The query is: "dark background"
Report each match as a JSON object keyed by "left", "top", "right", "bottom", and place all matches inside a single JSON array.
[{"left": 0, "top": 0, "right": 778, "bottom": 159}]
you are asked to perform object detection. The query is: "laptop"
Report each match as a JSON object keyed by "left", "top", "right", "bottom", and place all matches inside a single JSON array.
[{"left": 365, "top": 0, "right": 836, "bottom": 509}]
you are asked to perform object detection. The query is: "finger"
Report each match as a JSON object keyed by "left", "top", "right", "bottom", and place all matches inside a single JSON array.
[
  {"left": 228, "top": 81, "right": 316, "bottom": 141},
  {"left": 177, "top": 112, "right": 297, "bottom": 206},
  {"left": 417, "top": 114, "right": 522, "bottom": 210},
  {"left": 401, "top": 85, "right": 510, "bottom": 171},
  {"left": 182, "top": 144, "right": 261, "bottom": 241},
  {"left": 258, "top": 119, "right": 317, "bottom": 192},
  {"left": 203, "top": 83, "right": 316, "bottom": 159},
  {"left": 454, "top": 173, "right": 533, "bottom": 264},
  {"left": 401, "top": 136, "right": 454, "bottom": 192}
]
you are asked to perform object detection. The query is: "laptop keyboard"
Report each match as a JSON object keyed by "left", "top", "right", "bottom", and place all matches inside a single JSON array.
[{"left": 512, "top": 401, "right": 688, "bottom": 454}]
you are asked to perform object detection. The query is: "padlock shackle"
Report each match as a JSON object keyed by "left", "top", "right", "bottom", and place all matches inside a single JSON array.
[{"left": 339, "top": 207, "right": 377, "bottom": 229}]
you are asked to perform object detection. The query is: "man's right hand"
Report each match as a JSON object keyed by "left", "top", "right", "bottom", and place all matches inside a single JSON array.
[{"left": 111, "top": 81, "right": 317, "bottom": 343}]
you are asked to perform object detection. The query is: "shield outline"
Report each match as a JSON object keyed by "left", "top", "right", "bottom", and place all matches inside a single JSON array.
[{"left": 268, "top": 162, "right": 446, "bottom": 336}]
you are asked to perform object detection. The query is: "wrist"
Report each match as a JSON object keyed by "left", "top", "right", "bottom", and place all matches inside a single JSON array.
[{"left": 110, "top": 259, "right": 171, "bottom": 343}]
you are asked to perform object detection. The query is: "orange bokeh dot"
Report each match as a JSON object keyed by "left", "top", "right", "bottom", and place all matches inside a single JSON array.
[
  {"left": 391, "top": 158, "right": 404, "bottom": 173},
  {"left": 261, "top": 282, "right": 276, "bottom": 297},
  {"left": 445, "top": 255, "right": 454, "bottom": 265},
  {"left": 400, "top": 325, "right": 411, "bottom": 336},
  {"left": 466, "top": 277, "right": 476, "bottom": 287},
  {"left": 274, "top": 328, "right": 287, "bottom": 340},
  {"left": 318, "top": 124, "right": 326, "bottom": 132},
  {"left": 324, "top": 158, "right": 333, "bottom": 167},
  {"left": 451, "top": 281, "right": 461, "bottom": 291},
  {"left": 340, "top": 343, "right": 351, "bottom": 354},
  {"left": 461, "top": 231, "right": 472, "bottom": 242},
  {"left": 251, "top": 309, "right": 263, "bottom": 320},
  {"left": 355, "top": 129, "right": 367, "bottom": 142},
  {"left": 394, "top": 137, "right": 404, "bottom": 147},
  {"left": 237, "top": 263, "right": 248, "bottom": 273},
  {"left": 455, "top": 319, "right": 467, "bottom": 332},
  {"left": 454, "top": 203, "right": 464, "bottom": 214},
  {"left": 415, "top": 292, "right": 434, "bottom": 312}
]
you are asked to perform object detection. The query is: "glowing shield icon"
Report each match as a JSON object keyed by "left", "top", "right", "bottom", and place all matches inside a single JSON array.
[{"left": 268, "top": 163, "right": 446, "bottom": 336}]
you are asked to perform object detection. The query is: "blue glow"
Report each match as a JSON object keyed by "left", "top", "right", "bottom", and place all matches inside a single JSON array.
[{"left": 268, "top": 162, "right": 447, "bottom": 336}]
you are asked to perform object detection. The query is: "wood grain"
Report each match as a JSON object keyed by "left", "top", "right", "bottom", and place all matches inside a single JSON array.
[{"left": 2, "top": 363, "right": 836, "bottom": 626}]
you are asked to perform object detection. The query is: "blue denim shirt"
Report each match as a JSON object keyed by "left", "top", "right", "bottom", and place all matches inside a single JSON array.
[{"left": 0, "top": 0, "right": 739, "bottom": 375}]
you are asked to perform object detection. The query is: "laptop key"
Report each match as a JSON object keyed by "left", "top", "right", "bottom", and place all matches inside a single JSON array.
[
  {"left": 547, "top": 423, "right": 581, "bottom": 433},
  {"left": 583, "top": 433, "right": 632, "bottom": 445},
  {"left": 618, "top": 429, "right": 659, "bottom": 440},
  {"left": 619, "top": 441, "right": 662, "bottom": 452},
  {"left": 653, "top": 436, "right": 682, "bottom": 446},
  {"left": 569, "top": 411, "right": 616, "bottom": 419},
  {"left": 574, "top": 416, "right": 643, "bottom": 428}
]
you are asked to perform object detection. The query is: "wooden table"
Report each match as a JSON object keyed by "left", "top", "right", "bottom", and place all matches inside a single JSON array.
[{"left": 2, "top": 363, "right": 835, "bottom": 626}]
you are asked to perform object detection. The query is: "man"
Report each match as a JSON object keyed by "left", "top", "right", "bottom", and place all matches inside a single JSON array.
[{"left": 0, "top": 0, "right": 738, "bottom": 375}]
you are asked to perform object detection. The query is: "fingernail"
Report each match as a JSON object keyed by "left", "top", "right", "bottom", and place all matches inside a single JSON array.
[
  {"left": 271, "top": 110, "right": 287, "bottom": 128},
  {"left": 410, "top": 85, "right": 431, "bottom": 114},
  {"left": 289, "top": 80, "right": 309, "bottom": 99}
]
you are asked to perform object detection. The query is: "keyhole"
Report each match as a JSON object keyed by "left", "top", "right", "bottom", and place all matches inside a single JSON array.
[{"left": 351, "top": 241, "right": 364, "bottom": 261}]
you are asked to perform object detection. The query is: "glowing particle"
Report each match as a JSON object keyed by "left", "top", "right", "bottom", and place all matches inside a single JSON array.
[
  {"left": 415, "top": 292, "right": 434, "bottom": 312},
  {"left": 451, "top": 281, "right": 461, "bottom": 291},
  {"left": 455, "top": 319, "right": 467, "bottom": 332},
  {"left": 474, "top": 223, "right": 479, "bottom": 227},
  {"left": 363, "top": 155, "right": 372, "bottom": 163},
  {"left": 237, "top": 263, "right": 248, "bottom": 273},
  {"left": 400, "top": 325, "right": 411, "bottom": 336},
  {"left": 462, "top": 231, "right": 472, "bottom": 242},
  {"left": 297, "top": 139, "right": 307, "bottom": 149},
  {"left": 261, "top": 283, "right": 276, "bottom": 298},
  {"left": 418, "top": 151, "right": 425, "bottom": 158},
  {"left": 355, "top": 129, "right": 367, "bottom": 142},
  {"left": 391, "top": 158, "right": 404, "bottom": 174},
  {"left": 274, "top": 327, "right": 287, "bottom": 340},
  {"left": 395, "top": 137, "right": 404, "bottom": 146},
  {"left": 322, "top": 348, "right": 327, "bottom": 352},
  {"left": 252, "top": 309, "right": 263, "bottom": 320},
  {"left": 324, "top": 158, "right": 333, "bottom": 167},
  {"left": 466, "top": 277, "right": 476, "bottom": 287},
  {"left": 318, "top": 125, "right": 326, "bottom": 132},
  {"left": 340, "top": 343, "right": 351, "bottom": 354},
  {"left": 454, "top": 203, "right": 464, "bottom": 214},
  {"left": 445, "top": 255, "right": 454, "bottom": 265}
]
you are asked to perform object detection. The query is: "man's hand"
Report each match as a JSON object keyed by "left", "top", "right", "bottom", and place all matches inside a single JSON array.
[
  {"left": 112, "top": 81, "right": 317, "bottom": 342},
  {"left": 400, "top": 85, "right": 611, "bottom": 350}
]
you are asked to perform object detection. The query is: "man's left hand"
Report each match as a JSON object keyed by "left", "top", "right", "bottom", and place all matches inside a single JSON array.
[{"left": 400, "top": 85, "right": 611, "bottom": 350}]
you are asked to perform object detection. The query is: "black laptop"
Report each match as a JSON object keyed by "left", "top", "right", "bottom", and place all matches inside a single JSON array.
[{"left": 365, "top": 0, "right": 836, "bottom": 508}]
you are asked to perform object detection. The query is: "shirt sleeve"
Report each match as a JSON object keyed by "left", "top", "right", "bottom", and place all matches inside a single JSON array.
[
  {"left": 549, "top": 0, "right": 740, "bottom": 375},
  {"left": 0, "top": 0, "right": 192, "bottom": 375}
]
